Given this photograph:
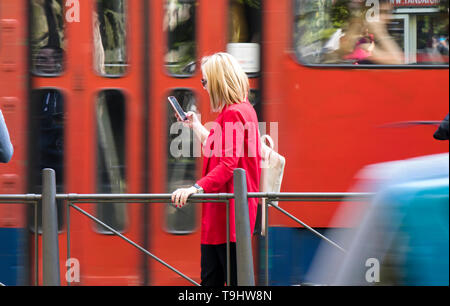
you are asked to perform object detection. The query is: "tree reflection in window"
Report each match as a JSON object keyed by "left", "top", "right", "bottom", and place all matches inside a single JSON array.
[
  {"left": 95, "top": 0, "right": 127, "bottom": 76},
  {"left": 228, "top": 0, "right": 261, "bottom": 43},
  {"left": 164, "top": 0, "right": 198, "bottom": 76},
  {"left": 96, "top": 90, "right": 127, "bottom": 233}
]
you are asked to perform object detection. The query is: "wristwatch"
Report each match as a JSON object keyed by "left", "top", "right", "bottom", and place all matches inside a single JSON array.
[{"left": 193, "top": 183, "right": 204, "bottom": 194}]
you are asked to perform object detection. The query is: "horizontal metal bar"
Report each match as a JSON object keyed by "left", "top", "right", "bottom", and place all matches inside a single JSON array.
[
  {"left": 0, "top": 201, "right": 38, "bottom": 204},
  {"left": 1, "top": 192, "right": 373, "bottom": 203},
  {"left": 0, "top": 194, "right": 42, "bottom": 201},
  {"left": 56, "top": 192, "right": 372, "bottom": 200},
  {"left": 69, "top": 203, "right": 201, "bottom": 286},
  {"left": 247, "top": 192, "right": 374, "bottom": 199},
  {"left": 67, "top": 199, "right": 229, "bottom": 204},
  {"left": 264, "top": 198, "right": 370, "bottom": 203},
  {"left": 55, "top": 193, "right": 234, "bottom": 201}
]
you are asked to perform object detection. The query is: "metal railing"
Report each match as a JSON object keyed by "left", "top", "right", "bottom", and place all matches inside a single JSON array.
[
  {"left": 0, "top": 168, "right": 373, "bottom": 286},
  {"left": 63, "top": 194, "right": 233, "bottom": 287},
  {"left": 61, "top": 169, "right": 253, "bottom": 287},
  {"left": 248, "top": 192, "right": 373, "bottom": 286}
]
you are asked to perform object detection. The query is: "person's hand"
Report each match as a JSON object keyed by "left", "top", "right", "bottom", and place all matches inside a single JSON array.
[
  {"left": 175, "top": 110, "right": 209, "bottom": 144},
  {"left": 171, "top": 186, "right": 198, "bottom": 208},
  {"left": 175, "top": 111, "right": 201, "bottom": 130},
  {"left": 367, "top": 3, "right": 392, "bottom": 35}
]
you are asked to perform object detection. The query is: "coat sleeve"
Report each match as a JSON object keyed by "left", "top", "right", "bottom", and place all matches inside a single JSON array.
[
  {"left": 0, "top": 110, "right": 13, "bottom": 163},
  {"left": 196, "top": 109, "right": 245, "bottom": 193}
]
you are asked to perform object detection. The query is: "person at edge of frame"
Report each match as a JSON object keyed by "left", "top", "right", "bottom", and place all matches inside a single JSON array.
[
  {"left": 433, "top": 113, "right": 449, "bottom": 141},
  {"left": 0, "top": 108, "right": 13, "bottom": 163}
]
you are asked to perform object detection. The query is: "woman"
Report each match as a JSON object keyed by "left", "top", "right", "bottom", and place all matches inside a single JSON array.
[{"left": 171, "top": 52, "right": 261, "bottom": 286}]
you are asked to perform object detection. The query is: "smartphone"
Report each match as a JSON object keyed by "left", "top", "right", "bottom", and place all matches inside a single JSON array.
[{"left": 168, "top": 96, "right": 187, "bottom": 121}]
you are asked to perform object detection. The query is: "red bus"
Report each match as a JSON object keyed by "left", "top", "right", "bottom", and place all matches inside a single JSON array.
[{"left": 0, "top": 0, "right": 448, "bottom": 285}]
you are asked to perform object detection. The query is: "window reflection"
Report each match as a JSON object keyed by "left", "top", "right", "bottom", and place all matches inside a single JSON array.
[
  {"left": 95, "top": 0, "right": 127, "bottom": 76},
  {"left": 29, "top": 89, "right": 65, "bottom": 232},
  {"left": 96, "top": 90, "right": 127, "bottom": 233},
  {"left": 294, "top": 0, "right": 449, "bottom": 66},
  {"left": 228, "top": 0, "right": 261, "bottom": 43},
  {"left": 227, "top": 0, "right": 261, "bottom": 74},
  {"left": 164, "top": 0, "right": 197, "bottom": 76},
  {"left": 417, "top": 13, "right": 449, "bottom": 64},
  {"left": 166, "top": 89, "right": 198, "bottom": 234},
  {"left": 31, "top": 0, "right": 65, "bottom": 75},
  {"left": 248, "top": 89, "right": 262, "bottom": 120}
]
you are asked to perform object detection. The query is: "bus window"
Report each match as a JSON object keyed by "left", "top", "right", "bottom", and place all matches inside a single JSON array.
[
  {"left": 95, "top": 0, "right": 127, "bottom": 76},
  {"left": 166, "top": 89, "right": 198, "bottom": 234},
  {"left": 96, "top": 90, "right": 127, "bottom": 233},
  {"left": 248, "top": 89, "right": 262, "bottom": 120},
  {"left": 29, "top": 89, "right": 65, "bottom": 233},
  {"left": 31, "top": 0, "right": 65, "bottom": 76},
  {"left": 164, "top": 0, "right": 198, "bottom": 76},
  {"left": 293, "top": 0, "right": 449, "bottom": 66},
  {"left": 416, "top": 13, "right": 449, "bottom": 64},
  {"left": 227, "top": 0, "right": 261, "bottom": 75}
]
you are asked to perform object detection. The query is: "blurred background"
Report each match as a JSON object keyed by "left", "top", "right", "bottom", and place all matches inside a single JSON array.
[{"left": 0, "top": 0, "right": 448, "bottom": 286}]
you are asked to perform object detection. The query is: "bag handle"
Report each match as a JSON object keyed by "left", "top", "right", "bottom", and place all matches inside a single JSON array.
[{"left": 261, "top": 134, "right": 274, "bottom": 150}]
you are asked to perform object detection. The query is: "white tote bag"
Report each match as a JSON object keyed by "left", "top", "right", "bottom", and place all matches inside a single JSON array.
[{"left": 259, "top": 134, "right": 285, "bottom": 236}]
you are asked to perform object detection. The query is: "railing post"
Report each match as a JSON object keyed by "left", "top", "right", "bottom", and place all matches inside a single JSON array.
[
  {"left": 233, "top": 169, "right": 255, "bottom": 286},
  {"left": 42, "top": 168, "right": 60, "bottom": 286}
]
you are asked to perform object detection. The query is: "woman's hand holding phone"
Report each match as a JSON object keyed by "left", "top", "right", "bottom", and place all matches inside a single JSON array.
[
  {"left": 176, "top": 111, "right": 199, "bottom": 129},
  {"left": 175, "top": 111, "right": 209, "bottom": 145}
]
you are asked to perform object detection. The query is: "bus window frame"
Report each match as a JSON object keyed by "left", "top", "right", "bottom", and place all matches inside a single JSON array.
[
  {"left": 164, "top": 87, "right": 199, "bottom": 235},
  {"left": 28, "top": 87, "right": 67, "bottom": 234},
  {"left": 93, "top": 88, "right": 129, "bottom": 235},
  {"left": 290, "top": 0, "right": 450, "bottom": 70}
]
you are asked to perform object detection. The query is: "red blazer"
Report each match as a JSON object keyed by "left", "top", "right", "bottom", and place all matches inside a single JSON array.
[{"left": 196, "top": 99, "right": 261, "bottom": 245}]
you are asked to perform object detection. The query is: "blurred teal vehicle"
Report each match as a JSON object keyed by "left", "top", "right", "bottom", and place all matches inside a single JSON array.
[
  {"left": 395, "top": 176, "right": 449, "bottom": 285},
  {"left": 342, "top": 153, "right": 448, "bottom": 285},
  {"left": 307, "top": 153, "right": 449, "bottom": 286}
]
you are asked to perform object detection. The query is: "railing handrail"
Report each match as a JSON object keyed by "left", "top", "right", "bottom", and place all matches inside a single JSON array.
[
  {"left": 0, "top": 194, "right": 42, "bottom": 201},
  {"left": 0, "top": 192, "right": 373, "bottom": 202},
  {"left": 0, "top": 170, "right": 374, "bottom": 287}
]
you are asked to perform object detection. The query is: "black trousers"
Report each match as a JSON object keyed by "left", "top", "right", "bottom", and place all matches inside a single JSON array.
[{"left": 201, "top": 243, "right": 237, "bottom": 286}]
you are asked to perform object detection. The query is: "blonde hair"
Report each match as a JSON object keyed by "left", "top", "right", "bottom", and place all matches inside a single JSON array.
[{"left": 201, "top": 52, "right": 249, "bottom": 112}]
